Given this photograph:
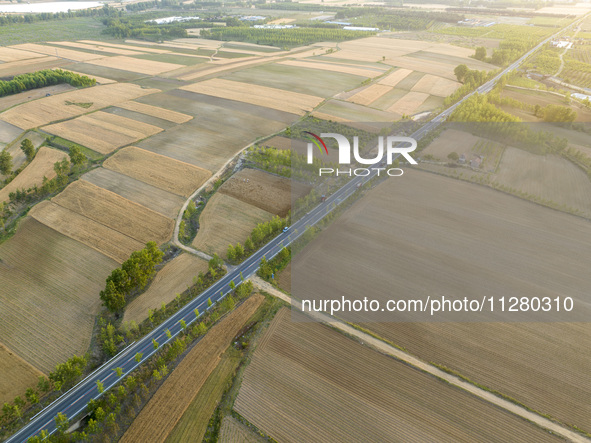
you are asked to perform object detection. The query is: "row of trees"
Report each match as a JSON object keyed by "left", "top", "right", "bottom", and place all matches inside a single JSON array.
[
  {"left": 30, "top": 282, "right": 256, "bottom": 441},
  {"left": 102, "top": 17, "right": 188, "bottom": 40},
  {"left": 258, "top": 247, "right": 291, "bottom": 282},
  {"left": 227, "top": 215, "right": 288, "bottom": 264},
  {"left": 0, "top": 4, "right": 118, "bottom": 27},
  {"left": 449, "top": 94, "right": 522, "bottom": 123},
  {"left": 100, "top": 242, "right": 164, "bottom": 312},
  {"left": 201, "top": 27, "right": 375, "bottom": 48},
  {"left": 0, "top": 69, "right": 95, "bottom": 98}
]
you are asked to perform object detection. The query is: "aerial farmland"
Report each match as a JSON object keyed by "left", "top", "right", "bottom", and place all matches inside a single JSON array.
[{"left": 0, "top": 2, "right": 590, "bottom": 442}]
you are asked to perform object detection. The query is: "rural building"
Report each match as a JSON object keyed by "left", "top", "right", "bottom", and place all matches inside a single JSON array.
[
  {"left": 459, "top": 154, "right": 466, "bottom": 164},
  {"left": 470, "top": 156, "right": 483, "bottom": 168}
]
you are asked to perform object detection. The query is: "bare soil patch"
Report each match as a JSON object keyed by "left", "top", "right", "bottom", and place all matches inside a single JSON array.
[{"left": 235, "top": 308, "right": 562, "bottom": 442}]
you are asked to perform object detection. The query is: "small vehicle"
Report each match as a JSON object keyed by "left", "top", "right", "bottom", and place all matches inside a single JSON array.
[{"left": 282, "top": 226, "right": 290, "bottom": 233}]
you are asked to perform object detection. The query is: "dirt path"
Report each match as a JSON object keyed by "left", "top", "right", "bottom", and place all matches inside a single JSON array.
[
  {"left": 556, "top": 27, "right": 579, "bottom": 77},
  {"left": 250, "top": 276, "right": 590, "bottom": 443}
]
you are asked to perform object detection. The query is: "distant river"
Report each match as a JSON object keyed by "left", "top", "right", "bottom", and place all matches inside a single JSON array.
[{"left": 0, "top": 1, "right": 103, "bottom": 13}]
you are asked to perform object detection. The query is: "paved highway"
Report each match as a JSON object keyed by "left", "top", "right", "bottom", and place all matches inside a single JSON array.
[{"left": 6, "top": 15, "right": 586, "bottom": 442}]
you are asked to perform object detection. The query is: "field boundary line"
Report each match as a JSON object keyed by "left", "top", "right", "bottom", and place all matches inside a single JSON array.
[{"left": 250, "top": 277, "right": 590, "bottom": 443}]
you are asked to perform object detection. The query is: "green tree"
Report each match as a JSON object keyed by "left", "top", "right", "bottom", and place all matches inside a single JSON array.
[
  {"left": 95, "top": 406, "right": 106, "bottom": 422},
  {"left": 96, "top": 380, "right": 104, "bottom": 394},
  {"left": 152, "top": 338, "right": 159, "bottom": 350},
  {"left": 25, "top": 388, "right": 39, "bottom": 405},
  {"left": 114, "top": 367, "right": 123, "bottom": 378},
  {"left": 69, "top": 145, "right": 86, "bottom": 165},
  {"left": 454, "top": 64, "right": 469, "bottom": 83},
  {"left": 165, "top": 329, "right": 172, "bottom": 339},
  {"left": 37, "top": 376, "right": 51, "bottom": 393},
  {"left": 0, "top": 150, "right": 12, "bottom": 175},
  {"left": 234, "top": 243, "right": 244, "bottom": 260},
  {"left": 226, "top": 244, "right": 235, "bottom": 262},
  {"left": 447, "top": 152, "right": 459, "bottom": 161},
  {"left": 207, "top": 298, "right": 212, "bottom": 307},
  {"left": 135, "top": 352, "right": 143, "bottom": 363},
  {"left": 180, "top": 319, "right": 186, "bottom": 330},
  {"left": 55, "top": 412, "right": 69, "bottom": 435},
  {"left": 194, "top": 307, "right": 199, "bottom": 318},
  {"left": 229, "top": 281, "right": 236, "bottom": 290},
  {"left": 474, "top": 46, "right": 487, "bottom": 61},
  {"left": 179, "top": 220, "right": 186, "bottom": 238},
  {"left": 20, "top": 139, "right": 35, "bottom": 162},
  {"left": 100, "top": 280, "right": 125, "bottom": 313},
  {"left": 87, "top": 418, "right": 99, "bottom": 434}
]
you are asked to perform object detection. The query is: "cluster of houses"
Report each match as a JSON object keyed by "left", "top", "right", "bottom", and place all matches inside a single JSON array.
[
  {"left": 457, "top": 18, "right": 496, "bottom": 27},
  {"left": 550, "top": 38, "right": 573, "bottom": 49}
]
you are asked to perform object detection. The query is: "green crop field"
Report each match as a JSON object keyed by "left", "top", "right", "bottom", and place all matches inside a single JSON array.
[{"left": 0, "top": 18, "right": 106, "bottom": 45}]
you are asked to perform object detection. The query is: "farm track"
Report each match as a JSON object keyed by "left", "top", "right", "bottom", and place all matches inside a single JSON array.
[{"left": 250, "top": 277, "right": 589, "bottom": 443}]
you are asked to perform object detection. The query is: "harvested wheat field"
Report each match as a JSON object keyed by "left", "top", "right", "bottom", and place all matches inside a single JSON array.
[
  {"left": 411, "top": 74, "right": 460, "bottom": 97},
  {"left": 0, "top": 147, "right": 67, "bottom": 202},
  {"left": 494, "top": 148, "right": 591, "bottom": 217},
  {"left": 61, "top": 69, "right": 116, "bottom": 85},
  {"left": 116, "top": 101, "right": 193, "bottom": 124},
  {"left": 291, "top": 169, "right": 591, "bottom": 431},
  {"left": 43, "top": 111, "right": 163, "bottom": 155},
  {"left": 234, "top": 308, "right": 562, "bottom": 443},
  {"left": 192, "top": 193, "right": 273, "bottom": 258},
  {"left": 48, "top": 41, "right": 146, "bottom": 56},
  {"left": 277, "top": 60, "right": 382, "bottom": 78},
  {"left": 82, "top": 168, "right": 185, "bottom": 218},
  {"left": 0, "top": 217, "right": 117, "bottom": 372},
  {"left": 180, "top": 79, "right": 323, "bottom": 115},
  {"left": 29, "top": 200, "right": 144, "bottom": 263},
  {"left": 387, "top": 91, "right": 430, "bottom": 115},
  {"left": 85, "top": 55, "right": 184, "bottom": 75},
  {"left": 0, "top": 83, "right": 75, "bottom": 112},
  {"left": 219, "top": 416, "right": 265, "bottom": 443},
  {"left": 0, "top": 46, "right": 44, "bottom": 62},
  {"left": 219, "top": 168, "right": 311, "bottom": 217},
  {"left": 79, "top": 40, "right": 171, "bottom": 54},
  {"left": 120, "top": 294, "right": 264, "bottom": 443},
  {"left": 0, "top": 56, "right": 67, "bottom": 78},
  {"left": 52, "top": 179, "right": 174, "bottom": 245},
  {"left": 10, "top": 43, "right": 103, "bottom": 62},
  {"left": 378, "top": 68, "right": 413, "bottom": 87},
  {"left": 123, "top": 253, "right": 209, "bottom": 324},
  {"left": 0, "top": 83, "right": 159, "bottom": 130},
  {"left": 0, "top": 343, "right": 44, "bottom": 406},
  {"left": 103, "top": 146, "right": 211, "bottom": 197},
  {"left": 347, "top": 84, "right": 393, "bottom": 107}
]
